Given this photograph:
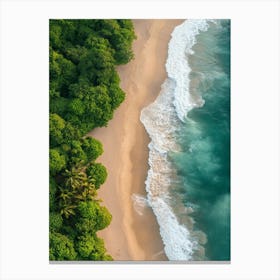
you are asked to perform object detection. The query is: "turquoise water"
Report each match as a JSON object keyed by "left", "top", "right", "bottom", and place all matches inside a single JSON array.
[
  {"left": 172, "top": 20, "right": 230, "bottom": 260},
  {"left": 141, "top": 19, "right": 230, "bottom": 260}
]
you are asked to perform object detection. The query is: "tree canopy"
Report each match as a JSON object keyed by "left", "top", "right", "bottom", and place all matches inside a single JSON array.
[
  {"left": 86, "top": 163, "right": 108, "bottom": 189},
  {"left": 49, "top": 232, "right": 77, "bottom": 261},
  {"left": 49, "top": 19, "right": 135, "bottom": 261}
]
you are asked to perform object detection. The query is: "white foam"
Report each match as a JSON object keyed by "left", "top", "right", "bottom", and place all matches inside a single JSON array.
[
  {"left": 131, "top": 194, "right": 149, "bottom": 216},
  {"left": 149, "top": 197, "right": 196, "bottom": 260},
  {"left": 166, "top": 19, "right": 210, "bottom": 121},
  {"left": 141, "top": 79, "right": 197, "bottom": 260},
  {"left": 140, "top": 79, "right": 196, "bottom": 260},
  {"left": 140, "top": 20, "right": 211, "bottom": 260}
]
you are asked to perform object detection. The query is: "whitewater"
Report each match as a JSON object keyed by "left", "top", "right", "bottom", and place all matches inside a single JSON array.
[{"left": 140, "top": 19, "right": 213, "bottom": 261}]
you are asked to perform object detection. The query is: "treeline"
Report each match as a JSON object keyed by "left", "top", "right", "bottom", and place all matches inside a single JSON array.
[{"left": 49, "top": 19, "right": 136, "bottom": 260}]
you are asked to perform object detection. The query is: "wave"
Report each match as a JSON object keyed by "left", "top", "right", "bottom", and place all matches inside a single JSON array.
[
  {"left": 166, "top": 19, "right": 211, "bottom": 121},
  {"left": 140, "top": 19, "right": 212, "bottom": 260}
]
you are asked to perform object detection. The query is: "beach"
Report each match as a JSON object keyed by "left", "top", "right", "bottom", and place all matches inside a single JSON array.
[{"left": 88, "top": 19, "right": 183, "bottom": 260}]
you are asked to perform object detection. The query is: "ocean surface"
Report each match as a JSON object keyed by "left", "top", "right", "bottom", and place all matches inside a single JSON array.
[{"left": 139, "top": 19, "right": 230, "bottom": 261}]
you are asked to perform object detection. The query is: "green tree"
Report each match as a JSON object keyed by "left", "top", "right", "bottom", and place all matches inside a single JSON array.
[
  {"left": 65, "top": 45, "right": 88, "bottom": 65},
  {"left": 50, "top": 96, "right": 69, "bottom": 115},
  {"left": 68, "top": 98, "right": 85, "bottom": 116},
  {"left": 82, "top": 137, "right": 103, "bottom": 162},
  {"left": 68, "top": 79, "right": 90, "bottom": 99},
  {"left": 49, "top": 48, "right": 77, "bottom": 95},
  {"left": 76, "top": 234, "right": 98, "bottom": 259},
  {"left": 49, "top": 232, "right": 77, "bottom": 260},
  {"left": 50, "top": 113, "right": 65, "bottom": 147},
  {"left": 93, "top": 19, "right": 136, "bottom": 64},
  {"left": 86, "top": 163, "right": 107, "bottom": 189},
  {"left": 49, "top": 212, "right": 63, "bottom": 232},
  {"left": 64, "top": 167, "right": 87, "bottom": 190},
  {"left": 68, "top": 140, "right": 87, "bottom": 166},
  {"left": 108, "top": 83, "right": 125, "bottom": 110},
  {"left": 59, "top": 200, "right": 77, "bottom": 219},
  {"left": 50, "top": 149, "right": 66, "bottom": 175},
  {"left": 63, "top": 166, "right": 97, "bottom": 202},
  {"left": 78, "top": 37, "right": 115, "bottom": 85},
  {"left": 76, "top": 201, "right": 112, "bottom": 232},
  {"left": 62, "top": 122, "right": 81, "bottom": 144},
  {"left": 76, "top": 234, "right": 109, "bottom": 260},
  {"left": 49, "top": 22, "right": 62, "bottom": 50},
  {"left": 95, "top": 204, "right": 112, "bottom": 231}
]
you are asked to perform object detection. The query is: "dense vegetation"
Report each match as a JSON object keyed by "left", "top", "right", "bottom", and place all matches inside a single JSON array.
[{"left": 49, "top": 19, "right": 136, "bottom": 260}]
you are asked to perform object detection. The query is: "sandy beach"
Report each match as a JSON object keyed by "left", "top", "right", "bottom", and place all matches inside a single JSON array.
[{"left": 88, "top": 19, "right": 183, "bottom": 260}]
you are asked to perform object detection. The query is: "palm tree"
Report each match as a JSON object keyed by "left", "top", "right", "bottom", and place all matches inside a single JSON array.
[
  {"left": 72, "top": 175, "right": 97, "bottom": 202},
  {"left": 58, "top": 187, "right": 72, "bottom": 202},
  {"left": 64, "top": 167, "right": 87, "bottom": 191},
  {"left": 58, "top": 166, "right": 99, "bottom": 217},
  {"left": 60, "top": 203, "right": 76, "bottom": 219}
]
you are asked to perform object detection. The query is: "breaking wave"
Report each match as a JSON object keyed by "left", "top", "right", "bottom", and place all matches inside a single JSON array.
[{"left": 140, "top": 19, "right": 213, "bottom": 260}]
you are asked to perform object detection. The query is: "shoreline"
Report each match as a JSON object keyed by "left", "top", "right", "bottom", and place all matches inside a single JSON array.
[{"left": 88, "top": 19, "right": 183, "bottom": 260}]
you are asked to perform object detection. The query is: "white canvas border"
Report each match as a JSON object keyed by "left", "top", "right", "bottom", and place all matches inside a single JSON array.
[{"left": 0, "top": 0, "right": 279, "bottom": 279}]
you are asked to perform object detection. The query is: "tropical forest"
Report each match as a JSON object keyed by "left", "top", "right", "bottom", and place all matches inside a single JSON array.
[{"left": 49, "top": 19, "right": 136, "bottom": 260}]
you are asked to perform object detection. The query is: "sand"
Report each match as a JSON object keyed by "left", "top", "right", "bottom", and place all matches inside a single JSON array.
[{"left": 87, "top": 19, "right": 183, "bottom": 261}]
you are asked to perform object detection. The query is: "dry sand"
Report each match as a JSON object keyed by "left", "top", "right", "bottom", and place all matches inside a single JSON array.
[{"left": 88, "top": 19, "right": 183, "bottom": 261}]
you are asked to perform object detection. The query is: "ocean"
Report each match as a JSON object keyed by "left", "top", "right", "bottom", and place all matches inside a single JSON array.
[{"left": 140, "top": 19, "right": 230, "bottom": 261}]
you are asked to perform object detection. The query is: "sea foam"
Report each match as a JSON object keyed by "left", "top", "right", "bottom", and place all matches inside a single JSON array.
[
  {"left": 166, "top": 19, "right": 209, "bottom": 121},
  {"left": 140, "top": 19, "right": 211, "bottom": 260},
  {"left": 131, "top": 194, "right": 149, "bottom": 216}
]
